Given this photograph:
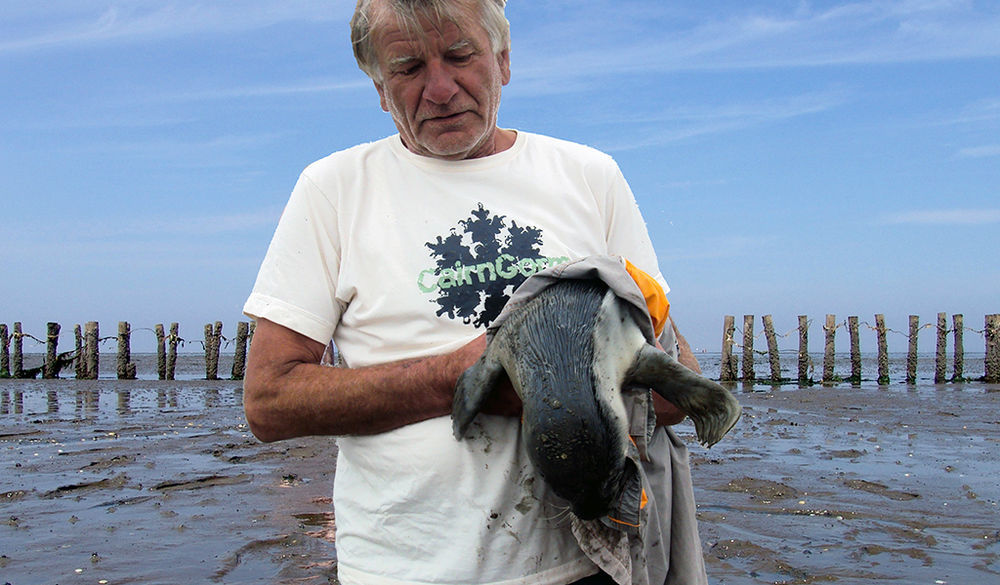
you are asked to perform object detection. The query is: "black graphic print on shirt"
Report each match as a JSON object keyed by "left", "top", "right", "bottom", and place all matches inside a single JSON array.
[{"left": 416, "top": 203, "right": 569, "bottom": 329}]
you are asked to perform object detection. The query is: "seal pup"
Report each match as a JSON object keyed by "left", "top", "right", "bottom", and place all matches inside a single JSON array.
[{"left": 452, "top": 278, "right": 741, "bottom": 520}]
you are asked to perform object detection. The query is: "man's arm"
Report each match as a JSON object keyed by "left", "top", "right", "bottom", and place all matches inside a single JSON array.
[
  {"left": 243, "top": 318, "right": 519, "bottom": 442},
  {"left": 652, "top": 319, "right": 701, "bottom": 426}
]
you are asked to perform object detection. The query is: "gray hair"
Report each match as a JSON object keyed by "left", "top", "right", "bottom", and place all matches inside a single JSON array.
[{"left": 351, "top": 0, "right": 510, "bottom": 82}]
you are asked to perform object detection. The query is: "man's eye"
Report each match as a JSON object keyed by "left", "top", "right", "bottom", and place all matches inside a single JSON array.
[{"left": 395, "top": 63, "right": 422, "bottom": 76}]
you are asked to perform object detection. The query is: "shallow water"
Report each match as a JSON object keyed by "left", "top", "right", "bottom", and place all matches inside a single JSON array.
[
  {"left": 2, "top": 380, "right": 338, "bottom": 585},
  {"left": 692, "top": 383, "right": 1000, "bottom": 584},
  {"left": 2, "top": 354, "right": 998, "bottom": 584}
]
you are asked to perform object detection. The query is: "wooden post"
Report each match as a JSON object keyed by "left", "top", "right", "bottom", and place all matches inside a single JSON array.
[
  {"left": 205, "top": 322, "right": 222, "bottom": 380},
  {"left": 204, "top": 324, "right": 215, "bottom": 380},
  {"left": 906, "top": 315, "right": 919, "bottom": 385},
  {"left": 934, "top": 312, "right": 948, "bottom": 384},
  {"left": 117, "top": 321, "right": 137, "bottom": 380},
  {"left": 12, "top": 322, "right": 24, "bottom": 379},
  {"left": 822, "top": 314, "right": 836, "bottom": 384},
  {"left": 44, "top": 322, "right": 60, "bottom": 379},
  {"left": 155, "top": 324, "right": 166, "bottom": 380},
  {"left": 848, "top": 316, "right": 861, "bottom": 385},
  {"left": 762, "top": 315, "right": 781, "bottom": 383},
  {"left": 1, "top": 323, "right": 9, "bottom": 377},
  {"left": 797, "top": 315, "right": 810, "bottom": 384},
  {"left": 741, "top": 315, "right": 755, "bottom": 383},
  {"left": 167, "top": 323, "right": 179, "bottom": 381},
  {"left": 875, "top": 314, "right": 889, "bottom": 385},
  {"left": 84, "top": 321, "right": 99, "bottom": 380},
  {"left": 720, "top": 316, "right": 736, "bottom": 382},
  {"left": 952, "top": 314, "right": 964, "bottom": 382},
  {"left": 232, "top": 321, "right": 249, "bottom": 380},
  {"left": 74, "top": 324, "right": 84, "bottom": 379},
  {"left": 986, "top": 314, "right": 1000, "bottom": 384}
]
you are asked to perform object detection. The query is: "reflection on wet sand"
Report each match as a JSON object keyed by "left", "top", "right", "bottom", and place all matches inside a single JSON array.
[{"left": 1, "top": 371, "right": 998, "bottom": 584}]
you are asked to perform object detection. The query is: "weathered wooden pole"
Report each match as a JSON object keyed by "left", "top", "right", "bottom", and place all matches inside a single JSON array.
[
  {"left": 74, "top": 324, "right": 84, "bottom": 379},
  {"left": 952, "top": 314, "right": 964, "bottom": 382},
  {"left": 934, "top": 312, "right": 948, "bottom": 384},
  {"left": 231, "top": 321, "right": 249, "bottom": 380},
  {"left": 12, "top": 322, "right": 24, "bottom": 378},
  {"left": 1, "top": 323, "right": 9, "bottom": 377},
  {"left": 986, "top": 314, "right": 1000, "bottom": 384},
  {"left": 875, "top": 314, "right": 889, "bottom": 385},
  {"left": 906, "top": 315, "right": 919, "bottom": 385},
  {"left": 762, "top": 315, "right": 781, "bottom": 383},
  {"left": 84, "top": 321, "right": 99, "bottom": 379},
  {"left": 720, "top": 315, "right": 736, "bottom": 382},
  {"left": 44, "top": 322, "right": 60, "bottom": 379},
  {"left": 742, "top": 315, "right": 755, "bottom": 383},
  {"left": 167, "top": 323, "right": 179, "bottom": 381},
  {"left": 155, "top": 324, "right": 167, "bottom": 380},
  {"left": 848, "top": 316, "right": 861, "bottom": 385},
  {"left": 797, "top": 315, "right": 810, "bottom": 384},
  {"left": 204, "top": 322, "right": 222, "bottom": 380},
  {"left": 822, "top": 314, "right": 836, "bottom": 384},
  {"left": 204, "top": 324, "right": 215, "bottom": 380},
  {"left": 117, "top": 321, "right": 137, "bottom": 380}
]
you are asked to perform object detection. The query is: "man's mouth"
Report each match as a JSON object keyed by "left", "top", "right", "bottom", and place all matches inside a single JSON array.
[{"left": 423, "top": 110, "right": 470, "bottom": 123}]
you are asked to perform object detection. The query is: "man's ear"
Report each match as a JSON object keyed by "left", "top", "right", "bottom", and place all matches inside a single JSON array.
[
  {"left": 498, "top": 48, "right": 511, "bottom": 86},
  {"left": 374, "top": 80, "right": 389, "bottom": 112}
]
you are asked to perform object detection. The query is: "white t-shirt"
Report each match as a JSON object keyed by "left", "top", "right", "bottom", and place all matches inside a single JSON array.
[{"left": 244, "top": 131, "right": 670, "bottom": 585}]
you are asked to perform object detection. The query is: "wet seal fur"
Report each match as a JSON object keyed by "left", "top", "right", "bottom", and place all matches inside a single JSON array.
[{"left": 452, "top": 279, "right": 741, "bottom": 520}]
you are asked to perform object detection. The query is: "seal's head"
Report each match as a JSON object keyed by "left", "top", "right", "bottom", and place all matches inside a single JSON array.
[{"left": 522, "top": 381, "right": 629, "bottom": 520}]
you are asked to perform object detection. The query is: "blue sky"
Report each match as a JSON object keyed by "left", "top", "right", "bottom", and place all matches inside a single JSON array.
[{"left": 2, "top": 0, "right": 998, "bottom": 354}]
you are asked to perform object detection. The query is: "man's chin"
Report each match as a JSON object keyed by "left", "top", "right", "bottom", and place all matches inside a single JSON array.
[{"left": 416, "top": 131, "right": 491, "bottom": 160}]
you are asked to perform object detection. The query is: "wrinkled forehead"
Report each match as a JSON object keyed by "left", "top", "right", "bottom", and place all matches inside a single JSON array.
[{"left": 369, "top": 0, "right": 485, "bottom": 54}]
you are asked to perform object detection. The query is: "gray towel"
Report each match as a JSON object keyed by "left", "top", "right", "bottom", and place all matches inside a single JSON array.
[{"left": 490, "top": 255, "right": 708, "bottom": 585}]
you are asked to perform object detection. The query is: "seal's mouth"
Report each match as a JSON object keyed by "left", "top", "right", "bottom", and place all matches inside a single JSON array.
[{"left": 568, "top": 459, "right": 628, "bottom": 521}]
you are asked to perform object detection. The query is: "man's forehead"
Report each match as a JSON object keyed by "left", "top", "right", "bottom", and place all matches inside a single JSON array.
[{"left": 372, "top": 2, "right": 485, "bottom": 56}]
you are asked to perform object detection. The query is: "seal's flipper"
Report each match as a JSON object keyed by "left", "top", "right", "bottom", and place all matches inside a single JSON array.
[
  {"left": 627, "top": 344, "right": 741, "bottom": 447},
  {"left": 452, "top": 351, "right": 507, "bottom": 440}
]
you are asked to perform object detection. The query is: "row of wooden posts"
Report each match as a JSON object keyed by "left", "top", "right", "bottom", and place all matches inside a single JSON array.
[
  {"left": 0, "top": 321, "right": 254, "bottom": 381},
  {"left": 3, "top": 313, "right": 999, "bottom": 384},
  {"left": 721, "top": 313, "right": 1000, "bottom": 385}
]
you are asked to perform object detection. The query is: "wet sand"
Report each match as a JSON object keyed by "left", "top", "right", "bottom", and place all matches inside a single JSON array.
[{"left": 2, "top": 368, "right": 998, "bottom": 584}]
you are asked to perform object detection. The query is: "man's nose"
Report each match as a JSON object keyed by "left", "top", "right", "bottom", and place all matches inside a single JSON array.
[{"left": 422, "top": 60, "right": 459, "bottom": 105}]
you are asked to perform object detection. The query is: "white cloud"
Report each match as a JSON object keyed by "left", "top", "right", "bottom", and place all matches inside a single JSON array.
[
  {"left": 597, "top": 89, "right": 849, "bottom": 151},
  {"left": 510, "top": 0, "right": 1000, "bottom": 91},
  {"left": 163, "top": 79, "right": 372, "bottom": 103},
  {"left": 0, "top": 1, "right": 346, "bottom": 53},
  {"left": 882, "top": 209, "right": 1000, "bottom": 225},
  {"left": 105, "top": 207, "right": 285, "bottom": 237},
  {"left": 955, "top": 144, "right": 1000, "bottom": 159}
]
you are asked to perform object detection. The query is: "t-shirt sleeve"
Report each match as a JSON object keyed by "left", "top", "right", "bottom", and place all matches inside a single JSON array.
[
  {"left": 601, "top": 160, "right": 670, "bottom": 295},
  {"left": 243, "top": 171, "right": 344, "bottom": 345}
]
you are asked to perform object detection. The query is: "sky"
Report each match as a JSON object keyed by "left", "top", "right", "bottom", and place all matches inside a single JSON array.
[{"left": 2, "top": 0, "right": 998, "bottom": 355}]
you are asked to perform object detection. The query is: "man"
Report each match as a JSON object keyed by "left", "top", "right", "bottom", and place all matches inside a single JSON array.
[{"left": 243, "top": 1, "right": 708, "bottom": 584}]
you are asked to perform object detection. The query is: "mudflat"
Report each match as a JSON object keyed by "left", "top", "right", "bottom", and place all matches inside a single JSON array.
[{"left": 2, "top": 378, "right": 998, "bottom": 584}]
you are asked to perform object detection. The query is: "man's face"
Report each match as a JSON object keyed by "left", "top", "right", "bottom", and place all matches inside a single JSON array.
[{"left": 371, "top": 4, "right": 511, "bottom": 160}]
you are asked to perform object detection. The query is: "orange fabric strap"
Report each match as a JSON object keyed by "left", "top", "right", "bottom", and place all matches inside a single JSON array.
[{"left": 624, "top": 259, "right": 670, "bottom": 338}]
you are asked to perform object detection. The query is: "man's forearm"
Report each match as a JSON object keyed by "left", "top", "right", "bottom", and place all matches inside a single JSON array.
[
  {"left": 245, "top": 359, "right": 458, "bottom": 441},
  {"left": 243, "top": 319, "right": 481, "bottom": 442},
  {"left": 673, "top": 321, "right": 702, "bottom": 374}
]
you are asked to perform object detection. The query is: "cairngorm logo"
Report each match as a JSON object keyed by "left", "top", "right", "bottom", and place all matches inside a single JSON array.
[
  {"left": 419, "top": 204, "right": 568, "bottom": 329},
  {"left": 417, "top": 254, "right": 568, "bottom": 293}
]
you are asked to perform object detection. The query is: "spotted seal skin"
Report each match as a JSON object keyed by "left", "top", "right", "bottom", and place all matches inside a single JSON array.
[{"left": 452, "top": 279, "right": 741, "bottom": 520}]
